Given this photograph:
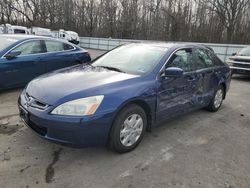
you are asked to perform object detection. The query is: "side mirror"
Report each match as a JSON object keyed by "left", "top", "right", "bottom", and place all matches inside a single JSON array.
[
  {"left": 232, "top": 52, "right": 237, "bottom": 56},
  {"left": 163, "top": 67, "right": 184, "bottom": 78},
  {"left": 5, "top": 50, "right": 21, "bottom": 60}
]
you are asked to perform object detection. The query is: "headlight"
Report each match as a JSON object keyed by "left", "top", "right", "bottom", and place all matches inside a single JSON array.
[{"left": 51, "top": 96, "right": 104, "bottom": 116}]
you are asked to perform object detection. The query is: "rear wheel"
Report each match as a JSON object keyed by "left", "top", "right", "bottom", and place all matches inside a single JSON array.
[
  {"left": 206, "top": 85, "right": 225, "bottom": 112},
  {"left": 109, "top": 104, "right": 147, "bottom": 153}
]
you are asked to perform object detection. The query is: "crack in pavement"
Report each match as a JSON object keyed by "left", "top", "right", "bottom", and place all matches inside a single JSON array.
[
  {"left": 20, "top": 165, "right": 31, "bottom": 173},
  {"left": 45, "top": 148, "right": 63, "bottom": 184},
  {"left": 0, "top": 114, "right": 19, "bottom": 121}
]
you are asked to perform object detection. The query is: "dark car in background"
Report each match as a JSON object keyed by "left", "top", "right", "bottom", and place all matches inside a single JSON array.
[
  {"left": 18, "top": 43, "right": 231, "bottom": 153},
  {"left": 227, "top": 46, "right": 250, "bottom": 75},
  {"left": 0, "top": 35, "right": 91, "bottom": 90}
]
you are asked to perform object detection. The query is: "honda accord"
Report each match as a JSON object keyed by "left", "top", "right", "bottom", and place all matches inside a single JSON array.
[{"left": 18, "top": 43, "right": 231, "bottom": 153}]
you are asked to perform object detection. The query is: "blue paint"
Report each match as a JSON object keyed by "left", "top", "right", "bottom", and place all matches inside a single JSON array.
[
  {"left": 0, "top": 35, "right": 91, "bottom": 90},
  {"left": 18, "top": 43, "right": 231, "bottom": 147}
]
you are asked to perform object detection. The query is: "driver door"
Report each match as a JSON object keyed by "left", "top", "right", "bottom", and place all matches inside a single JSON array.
[
  {"left": 156, "top": 48, "right": 200, "bottom": 121},
  {"left": 0, "top": 40, "right": 46, "bottom": 89}
]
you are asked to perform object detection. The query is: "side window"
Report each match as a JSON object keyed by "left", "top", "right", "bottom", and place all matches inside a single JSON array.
[
  {"left": 166, "top": 49, "right": 195, "bottom": 72},
  {"left": 13, "top": 40, "right": 43, "bottom": 55},
  {"left": 194, "top": 49, "right": 215, "bottom": 69},
  {"left": 63, "top": 43, "right": 74, "bottom": 50},
  {"left": 14, "top": 29, "right": 26, "bottom": 34},
  {"left": 45, "top": 41, "right": 64, "bottom": 52}
]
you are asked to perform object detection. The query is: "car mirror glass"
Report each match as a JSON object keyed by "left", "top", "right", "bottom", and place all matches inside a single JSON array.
[
  {"left": 163, "top": 67, "right": 184, "bottom": 78},
  {"left": 5, "top": 50, "right": 22, "bottom": 60}
]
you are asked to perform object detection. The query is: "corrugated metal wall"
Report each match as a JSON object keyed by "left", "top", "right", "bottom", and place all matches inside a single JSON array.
[{"left": 80, "top": 37, "right": 248, "bottom": 62}]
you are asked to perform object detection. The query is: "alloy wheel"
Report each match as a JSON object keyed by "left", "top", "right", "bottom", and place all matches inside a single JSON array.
[
  {"left": 120, "top": 114, "right": 144, "bottom": 147},
  {"left": 214, "top": 89, "right": 223, "bottom": 109}
]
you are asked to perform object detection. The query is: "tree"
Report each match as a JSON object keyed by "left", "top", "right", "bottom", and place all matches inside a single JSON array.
[
  {"left": 205, "top": 0, "right": 250, "bottom": 42},
  {"left": 0, "top": 0, "right": 249, "bottom": 44}
]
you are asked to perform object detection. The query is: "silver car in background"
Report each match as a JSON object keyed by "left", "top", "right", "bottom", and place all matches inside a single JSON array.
[{"left": 227, "top": 46, "right": 250, "bottom": 75}]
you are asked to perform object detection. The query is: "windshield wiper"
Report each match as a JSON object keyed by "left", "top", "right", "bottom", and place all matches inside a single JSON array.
[{"left": 96, "top": 66, "right": 126, "bottom": 73}]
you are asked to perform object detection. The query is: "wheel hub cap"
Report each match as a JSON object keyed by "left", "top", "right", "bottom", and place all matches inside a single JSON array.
[
  {"left": 214, "top": 89, "right": 223, "bottom": 109},
  {"left": 120, "top": 114, "right": 143, "bottom": 147}
]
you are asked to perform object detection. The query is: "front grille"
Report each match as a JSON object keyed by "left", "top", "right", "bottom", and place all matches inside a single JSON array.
[
  {"left": 233, "top": 58, "right": 250, "bottom": 63},
  {"left": 25, "top": 92, "right": 49, "bottom": 110},
  {"left": 232, "top": 62, "right": 250, "bottom": 69}
]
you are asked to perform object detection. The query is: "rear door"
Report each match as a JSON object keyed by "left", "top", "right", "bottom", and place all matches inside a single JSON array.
[
  {"left": 193, "top": 48, "right": 218, "bottom": 105},
  {"left": 0, "top": 40, "right": 46, "bottom": 89},
  {"left": 156, "top": 48, "right": 200, "bottom": 121},
  {"left": 42, "top": 40, "right": 77, "bottom": 72}
]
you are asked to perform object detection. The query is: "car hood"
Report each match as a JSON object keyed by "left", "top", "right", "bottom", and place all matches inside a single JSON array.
[{"left": 26, "top": 65, "right": 139, "bottom": 105}]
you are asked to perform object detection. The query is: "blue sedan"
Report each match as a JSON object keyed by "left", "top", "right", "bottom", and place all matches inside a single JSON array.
[
  {"left": 18, "top": 43, "right": 231, "bottom": 153},
  {"left": 0, "top": 35, "right": 91, "bottom": 90}
]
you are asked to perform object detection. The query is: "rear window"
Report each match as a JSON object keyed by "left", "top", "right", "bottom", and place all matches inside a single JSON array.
[
  {"left": 45, "top": 40, "right": 74, "bottom": 52},
  {"left": 14, "top": 29, "right": 26, "bottom": 34},
  {"left": 64, "top": 43, "right": 74, "bottom": 50}
]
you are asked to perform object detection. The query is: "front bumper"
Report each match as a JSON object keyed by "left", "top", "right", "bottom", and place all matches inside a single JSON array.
[
  {"left": 18, "top": 94, "right": 114, "bottom": 147},
  {"left": 230, "top": 66, "right": 250, "bottom": 75}
]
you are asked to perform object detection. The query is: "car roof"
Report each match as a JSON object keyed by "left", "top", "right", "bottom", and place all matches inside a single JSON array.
[
  {"left": 0, "top": 34, "right": 77, "bottom": 45},
  {"left": 125, "top": 42, "right": 177, "bottom": 49},
  {"left": 0, "top": 34, "right": 51, "bottom": 40},
  {"left": 125, "top": 42, "right": 211, "bottom": 51}
]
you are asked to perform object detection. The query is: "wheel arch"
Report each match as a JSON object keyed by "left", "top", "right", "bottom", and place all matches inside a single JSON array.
[{"left": 108, "top": 98, "right": 154, "bottom": 140}]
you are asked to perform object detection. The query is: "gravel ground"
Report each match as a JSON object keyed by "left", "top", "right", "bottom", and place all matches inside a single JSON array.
[{"left": 0, "top": 49, "right": 250, "bottom": 188}]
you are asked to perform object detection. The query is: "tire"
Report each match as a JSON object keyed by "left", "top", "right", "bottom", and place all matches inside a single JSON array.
[
  {"left": 206, "top": 85, "right": 225, "bottom": 112},
  {"left": 109, "top": 104, "right": 147, "bottom": 153}
]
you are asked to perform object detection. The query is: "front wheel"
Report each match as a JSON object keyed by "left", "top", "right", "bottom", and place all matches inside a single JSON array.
[
  {"left": 109, "top": 104, "right": 147, "bottom": 153},
  {"left": 206, "top": 86, "right": 225, "bottom": 112}
]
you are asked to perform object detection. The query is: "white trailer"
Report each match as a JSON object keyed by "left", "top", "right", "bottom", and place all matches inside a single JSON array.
[
  {"left": 0, "top": 24, "right": 80, "bottom": 45},
  {"left": 30, "top": 27, "right": 53, "bottom": 37},
  {"left": 52, "top": 29, "right": 80, "bottom": 44},
  {"left": 0, "top": 24, "right": 29, "bottom": 34},
  {"left": 6, "top": 24, "right": 29, "bottom": 34}
]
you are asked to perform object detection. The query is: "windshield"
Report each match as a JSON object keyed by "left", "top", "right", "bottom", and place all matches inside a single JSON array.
[
  {"left": 238, "top": 47, "right": 250, "bottom": 56},
  {"left": 92, "top": 44, "right": 167, "bottom": 75},
  {"left": 0, "top": 36, "right": 19, "bottom": 51}
]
